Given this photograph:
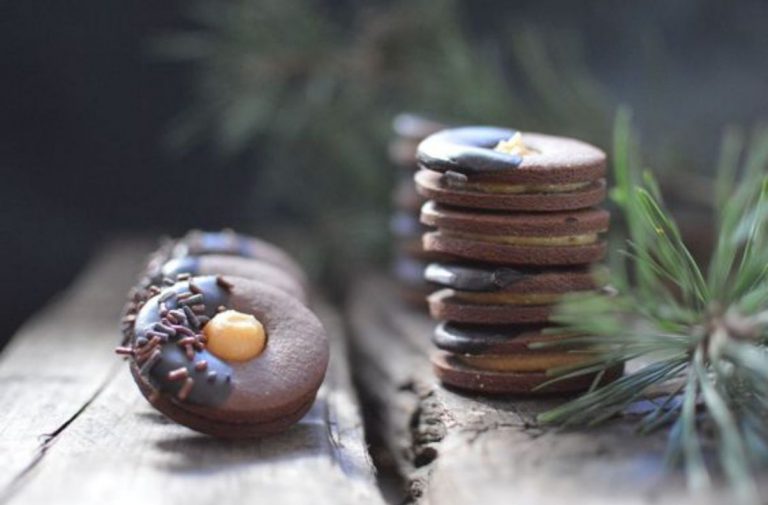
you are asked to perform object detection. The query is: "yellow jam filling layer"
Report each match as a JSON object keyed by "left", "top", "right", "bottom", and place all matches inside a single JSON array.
[
  {"left": 454, "top": 181, "right": 591, "bottom": 195},
  {"left": 444, "top": 231, "right": 598, "bottom": 246},
  {"left": 457, "top": 353, "right": 593, "bottom": 373},
  {"left": 452, "top": 290, "right": 592, "bottom": 305}
]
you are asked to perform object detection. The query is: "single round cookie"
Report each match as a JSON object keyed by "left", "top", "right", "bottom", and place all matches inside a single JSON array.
[
  {"left": 415, "top": 169, "right": 606, "bottom": 212},
  {"left": 433, "top": 322, "right": 572, "bottom": 354},
  {"left": 432, "top": 351, "right": 623, "bottom": 395},
  {"left": 416, "top": 127, "right": 606, "bottom": 184},
  {"left": 428, "top": 289, "right": 552, "bottom": 324},
  {"left": 116, "top": 275, "right": 328, "bottom": 438},
  {"left": 158, "top": 255, "right": 307, "bottom": 302},
  {"left": 432, "top": 322, "right": 586, "bottom": 373},
  {"left": 421, "top": 202, "right": 609, "bottom": 265},
  {"left": 424, "top": 263, "right": 598, "bottom": 324},
  {"left": 165, "top": 229, "right": 306, "bottom": 284}
]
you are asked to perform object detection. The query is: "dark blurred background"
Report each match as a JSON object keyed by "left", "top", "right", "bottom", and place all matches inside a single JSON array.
[{"left": 3, "top": 0, "right": 768, "bottom": 345}]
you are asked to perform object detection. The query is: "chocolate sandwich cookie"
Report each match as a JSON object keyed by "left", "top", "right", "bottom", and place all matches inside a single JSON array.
[
  {"left": 151, "top": 255, "right": 306, "bottom": 303},
  {"left": 416, "top": 127, "right": 605, "bottom": 182},
  {"left": 166, "top": 229, "right": 306, "bottom": 285},
  {"left": 432, "top": 322, "right": 587, "bottom": 373},
  {"left": 116, "top": 275, "right": 328, "bottom": 438},
  {"left": 425, "top": 263, "right": 598, "bottom": 323},
  {"left": 432, "top": 351, "right": 623, "bottom": 395},
  {"left": 415, "top": 170, "right": 606, "bottom": 212},
  {"left": 421, "top": 202, "right": 609, "bottom": 265}
]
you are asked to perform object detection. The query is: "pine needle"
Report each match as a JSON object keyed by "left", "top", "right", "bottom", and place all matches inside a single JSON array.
[{"left": 539, "top": 110, "right": 768, "bottom": 503}]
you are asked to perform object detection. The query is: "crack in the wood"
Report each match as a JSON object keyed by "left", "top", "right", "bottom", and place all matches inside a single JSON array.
[
  {"left": 347, "top": 298, "right": 452, "bottom": 504},
  {"left": 0, "top": 362, "right": 121, "bottom": 505}
]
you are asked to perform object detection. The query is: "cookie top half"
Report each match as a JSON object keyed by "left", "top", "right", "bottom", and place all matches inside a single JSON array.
[
  {"left": 417, "top": 127, "right": 606, "bottom": 184},
  {"left": 416, "top": 127, "right": 606, "bottom": 212}
]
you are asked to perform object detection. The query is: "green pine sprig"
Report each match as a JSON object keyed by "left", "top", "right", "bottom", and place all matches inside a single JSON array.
[{"left": 537, "top": 108, "right": 768, "bottom": 502}]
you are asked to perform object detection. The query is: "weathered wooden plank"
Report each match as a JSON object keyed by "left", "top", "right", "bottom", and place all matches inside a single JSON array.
[
  {"left": 347, "top": 275, "right": 742, "bottom": 505},
  {"left": 0, "top": 239, "right": 149, "bottom": 499},
  {"left": 0, "top": 241, "right": 384, "bottom": 505}
]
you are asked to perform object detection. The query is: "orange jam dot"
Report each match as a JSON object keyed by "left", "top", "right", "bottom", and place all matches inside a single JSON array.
[{"left": 203, "top": 310, "right": 266, "bottom": 362}]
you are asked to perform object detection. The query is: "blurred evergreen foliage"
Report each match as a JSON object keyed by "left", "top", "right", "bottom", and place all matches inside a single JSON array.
[{"left": 154, "top": 0, "right": 616, "bottom": 284}]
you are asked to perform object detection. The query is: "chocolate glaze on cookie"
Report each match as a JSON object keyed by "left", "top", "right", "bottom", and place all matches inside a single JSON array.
[
  {"left": 118, "top": 275, "right": 328, "bottom": 437},
  {"left": 126, "top": 276, "right": 234, "bottom": 407},
  {"left": 425, "top": 263, "right": 598, "bottom": 294},
  {"left": 425, "top": 263, "right": 528, "bottom": 292},
  {"left": 417, "top": 127, "right": 523, "bottom": 175},
  {"left": 168, "top": 229, "right": 306, "bottom": 284},
  {"left": 433, "top": 322, "right": 571, "bottom": 354},
  {"left": 157, "top": 255, "right": 306, "bottom": 302}
]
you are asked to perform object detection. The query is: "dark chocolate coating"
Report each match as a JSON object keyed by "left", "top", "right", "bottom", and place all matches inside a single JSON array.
[
  {"left": 426, "top": 263, "right": 597, "bottom": 293},
  {"left": 432, "top": 352, "right": 623, "bottom": 395},
  {"left": 161, "top": 255, "right": 306, "bottom": 302},
  {"left": 172, "top": 230, "right": 305, "bottom": 283},
  {"left": 132, "top": 277, "right": 233, "bottom": 407},
  {"left": 417, "top": 127, "right": 522, "bottom": 175},
  {"left": 424, "top": 263, "right": 527, "bottom": 292},
  {"left": 433, "top": 322, "right": 567, "bottom": 355}
]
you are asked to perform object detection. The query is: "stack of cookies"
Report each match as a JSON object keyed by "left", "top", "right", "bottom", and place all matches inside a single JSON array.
[
  {"left": 388, "top": 113, "right": 447, "bottom": 306},
  {"left": 117, "top": 229, "right": 329, "bottom": 438},
  {"left": 415, "top": 126, "right": 620, "bottom": 394}
]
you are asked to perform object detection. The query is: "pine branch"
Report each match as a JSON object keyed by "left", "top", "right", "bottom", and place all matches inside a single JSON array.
[{"left": 539, "top": 110, "right": 768, "bottom": 503}]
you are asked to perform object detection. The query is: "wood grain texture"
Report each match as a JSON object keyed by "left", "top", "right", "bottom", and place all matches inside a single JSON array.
[
  {"left": 346, "top": 275, "right": 744, "bottom": 505},
  {"left": 0, "top": 240, "right": 384, "bottom": 505}
]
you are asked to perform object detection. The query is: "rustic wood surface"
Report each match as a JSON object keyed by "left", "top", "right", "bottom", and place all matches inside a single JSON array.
[
  {"left": 0, "top": 240, "right": 384, "bottom": 505},
  {"left": 346, "top": 275, "right": 746, "bottom": 505}
]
